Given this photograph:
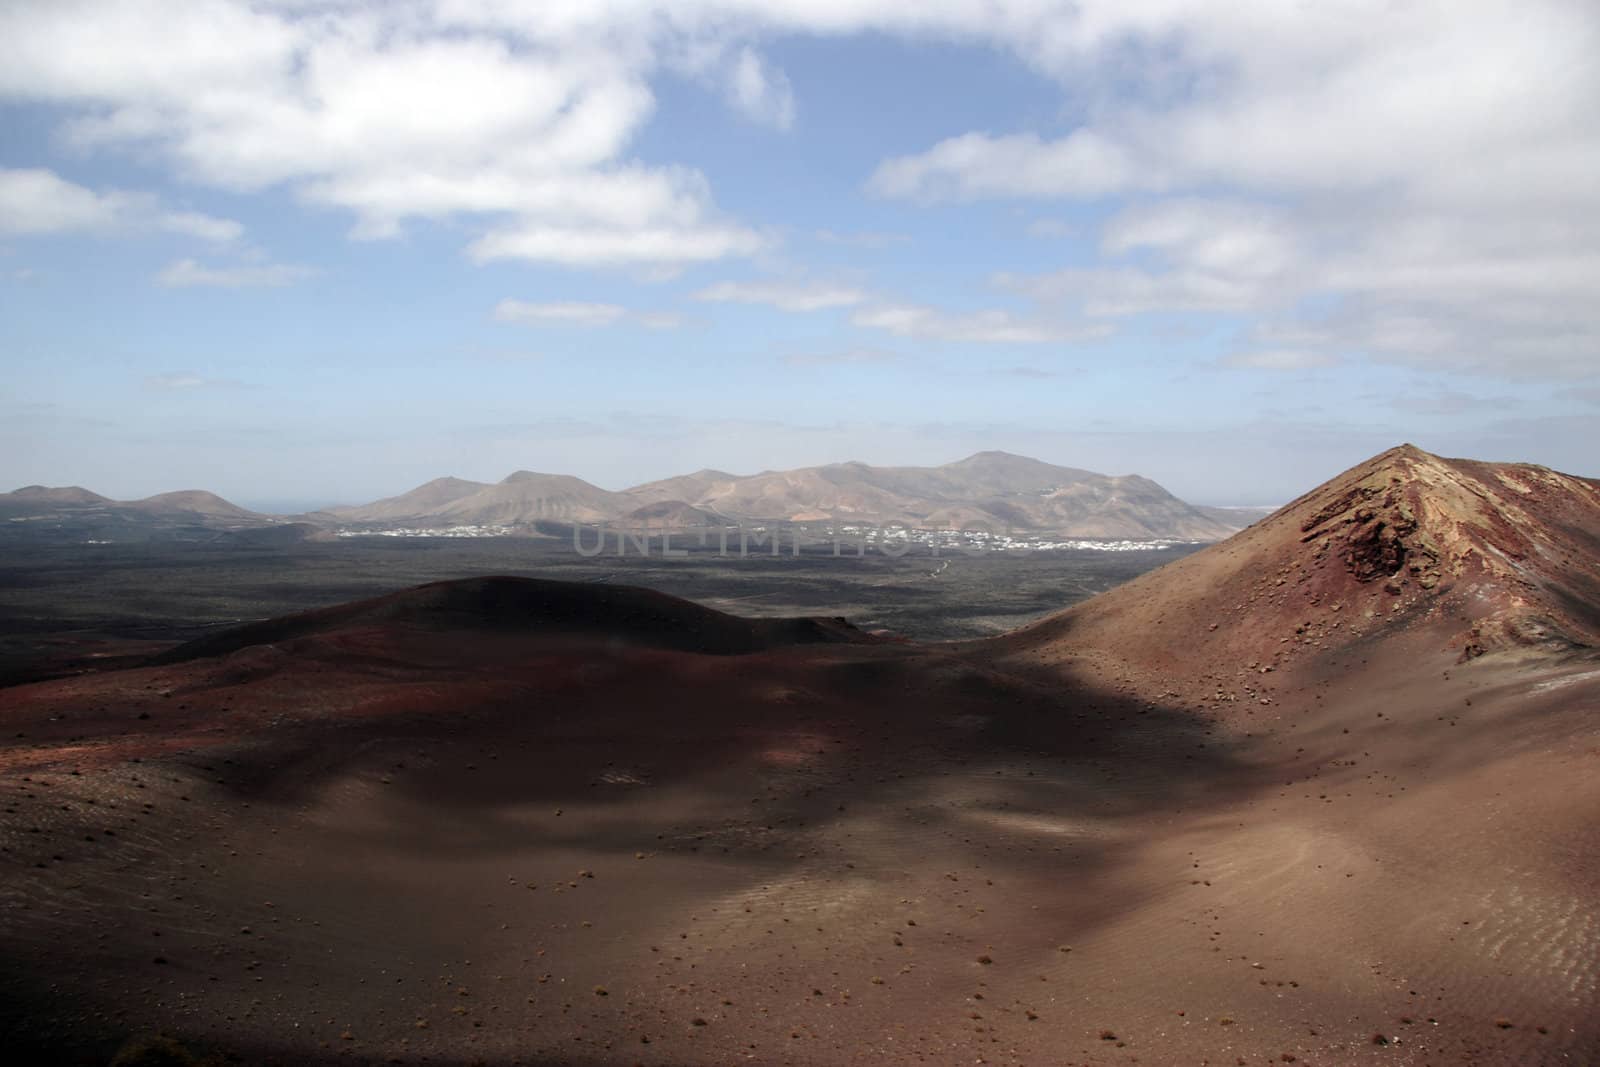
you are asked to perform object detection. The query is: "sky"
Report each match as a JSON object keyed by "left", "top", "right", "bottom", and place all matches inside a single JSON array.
[{"left": 1, "top": 0, "right": 1597, "bottom": 511}]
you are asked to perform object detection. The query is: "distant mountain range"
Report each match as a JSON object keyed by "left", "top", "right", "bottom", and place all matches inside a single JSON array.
[
  {"left": 315, "top": 452, "right": 1258, "bottom": 539},
  {"left": 0, "top": 484, "right": 319, "bottom": 545},
  {"left": 2, "top": 452, "right": 1278, "bottom": 543}
]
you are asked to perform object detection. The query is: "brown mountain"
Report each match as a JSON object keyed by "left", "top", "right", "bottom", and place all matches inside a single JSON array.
[
  {"left": 629, "top": 451, "right": 1237, "bottom": 539},
  {"left": 621, "top": 468, "right": 740, "bottom": 507},
  {"left": 2, "top": 485, "right": 110, "bottom": 507},
  {"left": 0, "top": 453, "right": 1264, "bottom": 541},
  {"left": 430, "top": 471, "right": 626, "bottom": 525},
  {"left": 992, "top": 443, "right": 1600, "bottom": 680},
  {"left": 322, "top": 475, "right": 489, "bottom": 523},
  {"left": 1, "top": 485, "right": 260, "bottom": 521},
  {"left": 0, "top": 484, "right": 265, "bottom": 536},
  {"left": 321, "top": 472, "right": 624, "bottom": 527},
  {"left": 348, "top": 452, "right": 1239, "bottom": 539},
  {"left": 0, "top": 485, "right": 113, "bottom": 522},
  {"left": 124, "top": 490, "right": 262, "bottom": 521}
]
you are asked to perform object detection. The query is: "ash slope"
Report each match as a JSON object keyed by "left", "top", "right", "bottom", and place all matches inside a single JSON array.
[{"left": 2, "top": 446, "right": 1598, "bottom": 1066}]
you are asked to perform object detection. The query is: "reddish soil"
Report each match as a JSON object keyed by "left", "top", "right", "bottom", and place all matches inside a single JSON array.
[
  {"left": 1, "top": 448, "right": 1598, "bottom": 1066},
  {"left": 990, "top": 444, "right": 1600, "bottom": 684}
]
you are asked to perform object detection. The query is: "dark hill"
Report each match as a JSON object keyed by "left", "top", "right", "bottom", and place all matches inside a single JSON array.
[{"left": 151, "top": 575, "right": 875, "bottom": 664}]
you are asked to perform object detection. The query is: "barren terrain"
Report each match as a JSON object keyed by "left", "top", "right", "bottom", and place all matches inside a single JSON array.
[{"left": 0, "top": 446, "right": 1596, "bottom": 1065}]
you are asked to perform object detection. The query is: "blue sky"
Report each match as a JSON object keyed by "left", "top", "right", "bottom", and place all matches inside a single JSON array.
[{"left": 2, "top": 1, "right": 1596, "bottom": 510}]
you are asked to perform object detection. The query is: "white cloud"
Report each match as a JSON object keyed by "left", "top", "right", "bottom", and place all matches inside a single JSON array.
[
  {"left": 1003, "top": 266, "right": 1272, "bottom": 317},
  {"left": 0, "top": 3, "right": 774, "bottom": 270},
  {"left": 814, "top": 229, "right": 907, "bottom": 248},
  {"left": 493, "top": 299, "right": 682, "bottom": 329},
  {"left": 1270, "top": 294, "right": 1600, "bottom": 378},
  {"left": 156, "top": 258, "right": 313, "bottom": 288},
  {"left": 996, "top": 199, "right": 1306, "bottom": 318},
  {"left": 860, "top": 1, "right": 1600, "bottom": 378},
  {"left": 493, "top": 300, "right": 627, "bottom": 325},
  {"left": 160, "top": 211, "right": 244, "bottom": 243},
  {"left": 0, "top": 167, "right": 241, "bottom": 241},
  {"left": 1219, "top": 350, "right": 1339, "bottom": 371},
  {"left": 987, "top": 189, "right": 1600, "bottom": 377},
  {"left": 469, "top": 221, "right": 764, "bottom": 267},
  {"left": 0, "top": 168, "right": 124, "bottom": 234},
  {"left": 868, "top": 3, "right": 1600, "bottom": 209},
  {"left": 870, "top": 130, "right": 1138, "bottom": 201},
  {"left": 4, "top": 1, "right": 1597, "bottom": 373},
  {"left": 1102, "top": 200, "right": 1300, "bottom": 280},
  {"left": 694, "top": 280, "right": 865, "bottom": 312},
  {"left": 726, "top": 46, "right": 795, "bottom": 130},
  {"left": 851, "top": 303, "right": 1110, "bottom": 345}
]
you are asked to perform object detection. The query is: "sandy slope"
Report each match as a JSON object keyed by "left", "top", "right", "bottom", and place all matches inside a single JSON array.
[{"left": 1, "top": 447, "right": 1597, "bottom": 1066}]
